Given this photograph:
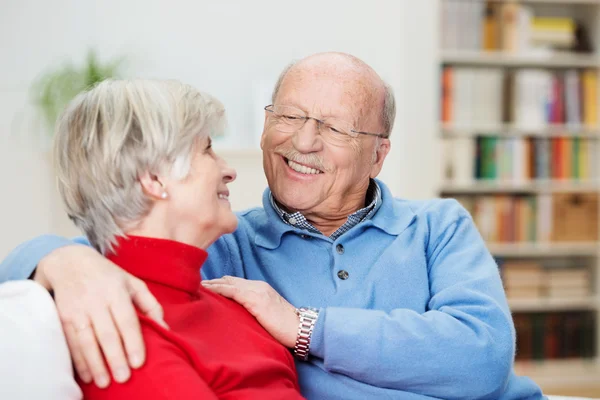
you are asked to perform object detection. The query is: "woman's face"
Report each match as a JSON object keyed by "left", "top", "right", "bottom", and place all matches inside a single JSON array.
[{"left": 164, "top": 137, "right": 238, "bottom": 245}]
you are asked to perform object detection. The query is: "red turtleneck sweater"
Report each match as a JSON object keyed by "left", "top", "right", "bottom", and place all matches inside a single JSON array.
[{"left": 80, "top": 236, "right": 303, "bottom": 400}]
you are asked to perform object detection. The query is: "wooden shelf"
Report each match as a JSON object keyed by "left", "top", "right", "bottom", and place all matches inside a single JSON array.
[
  {"left": 515, "top": 0, "right": 600, "bottom": 4},
  {"left": 514, "top": 359, "right": 600, "bottom": 391},
  {"left": 441, "top": 50, "right": 600, "bottom": 68},
  {"left": 508, "top": 296, "right": 598, "bottom": 312},
  {"left": 487, "top": 242, "right": 600, "bottom": 257},
  {"left": 441, "top": 124, "right": 600, "bottom": 138},
  {"left": 506, "top": 0, "right": 600, "bottom": 4},
  {"left": 464, "top": 0, "right": 600, "bottom": 5},
  {"left": 441, "top": 180, "right": 600, "bottom": 194}
]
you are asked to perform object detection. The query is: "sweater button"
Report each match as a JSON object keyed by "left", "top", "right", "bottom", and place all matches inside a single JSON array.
[
  {"left": 336, "top": 244, "right": 345, "bottom": 254},
  {"left": 337, "top": 270, "right": 349, "bottom": 280}
]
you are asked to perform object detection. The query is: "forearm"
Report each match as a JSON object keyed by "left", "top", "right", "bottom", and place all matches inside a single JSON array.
[
  {"left": 310, "top": 303, "right": 513, "bottom": 399},
  {"left": 0, "top": 235, "right": 90, "bottom": 283}
]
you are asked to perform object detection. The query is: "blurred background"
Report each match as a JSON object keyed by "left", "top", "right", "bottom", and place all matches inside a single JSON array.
[{"left": 1, "top": 0, "right": 599, "bottom": 396}]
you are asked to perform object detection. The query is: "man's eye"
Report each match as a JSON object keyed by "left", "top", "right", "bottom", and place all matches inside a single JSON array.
[
  {"left": 281, "top": 114, "right": 302, "bottom": 121},
  {"left": 328, "top": 126, "right": 343, "bottom": 134}
]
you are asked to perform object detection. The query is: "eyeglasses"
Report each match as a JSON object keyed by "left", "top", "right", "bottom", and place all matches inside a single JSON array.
[{"left": 264, "top": 105, "right": 388, "bottom": 141}]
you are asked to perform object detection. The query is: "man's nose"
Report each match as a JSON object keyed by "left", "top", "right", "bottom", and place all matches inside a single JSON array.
[{"left": 292, "top": 118, "right": 322, "bottom": 153}]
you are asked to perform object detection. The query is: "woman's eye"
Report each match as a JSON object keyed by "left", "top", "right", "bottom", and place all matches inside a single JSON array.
[{"left": 282, "top": 114, "right": 302, "bottom": 120}]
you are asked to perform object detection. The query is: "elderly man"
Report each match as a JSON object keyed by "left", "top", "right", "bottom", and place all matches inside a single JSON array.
[{"left": 0, "top": 53, "right": 544, "bottom": 399}]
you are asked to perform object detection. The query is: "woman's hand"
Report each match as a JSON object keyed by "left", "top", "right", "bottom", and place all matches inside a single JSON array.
[
  {"left": 201, "top": 276, "right": 299, "bottom": 348},
  {"left": 36, "top": 245, "right": 166, "bottom": 388}
]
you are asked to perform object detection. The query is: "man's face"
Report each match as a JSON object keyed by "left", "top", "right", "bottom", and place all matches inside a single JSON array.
[{"left": 260, "top": 67, "right": 389, "bottom": 214}]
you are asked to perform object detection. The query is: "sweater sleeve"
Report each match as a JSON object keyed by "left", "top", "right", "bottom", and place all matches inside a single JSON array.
[
  {"left": 0, "top": 235, "right": 91, "bottom": 283},
  {"left": 309, "top": 201, "right": 515, "bottom": 399},
  {"left": 80, "top": 319, "right": 219, "bottom": 400}
]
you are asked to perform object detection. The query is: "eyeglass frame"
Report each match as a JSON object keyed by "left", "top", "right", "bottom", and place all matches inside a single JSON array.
[{"left": 264, "top": 104, "right": 388, "bottom": 139}]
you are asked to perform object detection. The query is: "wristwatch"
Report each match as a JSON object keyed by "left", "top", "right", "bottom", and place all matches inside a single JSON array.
[{"left": 294, "top": 307, "right": 320, "bottom": 361}]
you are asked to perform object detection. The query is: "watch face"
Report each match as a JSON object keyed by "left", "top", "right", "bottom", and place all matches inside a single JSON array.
[{"left": 300, "top": 308, "right": 319, "bottom": 319}]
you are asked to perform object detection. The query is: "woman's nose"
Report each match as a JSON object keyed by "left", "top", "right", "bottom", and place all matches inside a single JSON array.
[{"left": 221, "top": 160, "right": 237, "bottom": 183}]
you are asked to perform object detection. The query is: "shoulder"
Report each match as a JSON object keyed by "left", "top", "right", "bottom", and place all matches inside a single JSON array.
[
  {"left": 235, "top": 207, "right": 268, "bottom": 229},
  {"left": 137, "top": 314, "right": 192, "bottom": 361},
  {"left": 396, "top": 197, "right": 471, "bottom": 227},
  {"left": 225, "top": 206, "right": 269, "bottom": 242}
]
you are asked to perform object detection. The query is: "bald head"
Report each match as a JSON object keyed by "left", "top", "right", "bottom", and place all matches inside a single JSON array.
[{"left": 271, "top": 52, "right": 396, "bottom": 136}]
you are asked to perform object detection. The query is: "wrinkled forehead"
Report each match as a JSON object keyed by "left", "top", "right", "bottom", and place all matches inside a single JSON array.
[{"left": 276, "top": 68, "right": 379, "bottom": 125}]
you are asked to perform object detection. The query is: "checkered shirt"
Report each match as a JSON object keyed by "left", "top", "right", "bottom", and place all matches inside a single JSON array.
[{"left": 270, "top": 180, "right": 382, "bottom": 240}]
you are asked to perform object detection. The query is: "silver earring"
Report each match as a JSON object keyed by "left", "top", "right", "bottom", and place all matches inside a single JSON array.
[{"left": 161, "top": 192, "right": 168, "bottom": 199}]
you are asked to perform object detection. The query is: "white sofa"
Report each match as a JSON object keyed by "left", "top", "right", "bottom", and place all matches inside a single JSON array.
[
  {"left": 0, "top": 280, "right": 82, "bottom": 400},
  {"left": 0, "top": 280, "right": 595, "bottom": 400}
]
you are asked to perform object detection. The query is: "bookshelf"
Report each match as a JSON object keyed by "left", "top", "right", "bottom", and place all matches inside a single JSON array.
[
  {"left": 442, "top": 123, "right": 600, "bottom": 137},
  {"left": 509, "top": 295, "right": 598, "bottom": 311},
  {"left": 487, "top": 241, "right": 600, "bottom": 256},
  {"left": 442, "top": 49, "right": 600, "bottom": 67},
  {"left": 440, "top": 180, "right": 600, "bottom": 193},
  {"left": 438, "top": 0, "right": 600, "bottom": 393}
]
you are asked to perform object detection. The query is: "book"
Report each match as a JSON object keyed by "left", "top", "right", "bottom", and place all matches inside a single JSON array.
[
  {"left": 441, "top": 67, "right": 598, "bottom": 129},
  {"left": 513, "top": 312, "right": 596, "bottom": 361}
]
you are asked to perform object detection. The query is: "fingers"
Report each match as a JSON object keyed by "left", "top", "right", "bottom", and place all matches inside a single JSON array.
[
  {"left": 89, "top": 308, "right": 131, "bottom": 385},
  {"left": 128, "top": 277, "right": 168, "bottom": 329},
  {"left": 69, "top": 316, "right": 111, "bottom": 388},
  {"left": 203, "top": 275, "right": 242, "bottom": 286},
  {"left": 201, "top": 281, "right": 239, "bottom": 300},
  {"left": 46, "top": 247, "right": 150, "bottom": 388},
  {"left": 62, "top": 322, "right": 92, "bottom": 384},
  {"left": 109, "top": 287, "right": 145, "bottom": 369},
  {"left": 202, "top": 277, "right": 257, "bottom": 313}
]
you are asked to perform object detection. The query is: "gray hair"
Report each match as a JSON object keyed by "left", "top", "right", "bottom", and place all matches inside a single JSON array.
[
  {"left": 271, "top": 61, "right": 396, "bottom": 137},
  {"left": 53, "top": 79, "right": 226, "bottom": 254}
]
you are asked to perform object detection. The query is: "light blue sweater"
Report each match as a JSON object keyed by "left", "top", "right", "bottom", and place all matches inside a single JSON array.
[{"left": 0, "top": 180, "right": 544, "bottom": 399}]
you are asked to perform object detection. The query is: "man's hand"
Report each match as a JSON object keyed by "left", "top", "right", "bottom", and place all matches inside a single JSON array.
[
  {"left": 201, "top": 276, "right": 299, "bottom": 348},
  {"left": 36, "top": 245, "right": 167, "bottom": 388}
]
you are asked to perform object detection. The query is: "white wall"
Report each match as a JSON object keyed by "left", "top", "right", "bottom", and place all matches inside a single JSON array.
[{"left": 0, "top": 0, "right": 439, "bottom": 259}]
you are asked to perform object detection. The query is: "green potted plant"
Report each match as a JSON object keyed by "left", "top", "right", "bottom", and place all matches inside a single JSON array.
[{"left": 31, "top": 50, "right": 124, "bottom": 134}]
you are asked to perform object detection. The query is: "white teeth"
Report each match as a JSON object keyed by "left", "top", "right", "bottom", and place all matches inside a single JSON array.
[
  {"left": 287, "top": 160, "right": 321, "bottom": 175},
  {"left": 218, "top": 194, "right": 229, "bottom": 200}
]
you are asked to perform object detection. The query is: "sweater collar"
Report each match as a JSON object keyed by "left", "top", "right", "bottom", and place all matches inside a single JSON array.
[
  {"left": 255, "top": 179, "right": 416, "bottom": 249},
  {"left": 107, "top": 236, "right": 208, "bottom": 295}
]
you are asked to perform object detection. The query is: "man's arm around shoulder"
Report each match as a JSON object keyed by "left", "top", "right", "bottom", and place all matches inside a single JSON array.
[{"left": 0, "top": 234, "right": 90, "bottom": 283}]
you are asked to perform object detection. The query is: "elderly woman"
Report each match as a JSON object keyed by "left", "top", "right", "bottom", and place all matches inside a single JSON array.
[{"left": 50, "top": 79, "right": 304, "bottom": 399}]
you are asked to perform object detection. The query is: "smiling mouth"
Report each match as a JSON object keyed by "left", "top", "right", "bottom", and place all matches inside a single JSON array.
[
  {"left": 218, "top": 193, "right": 229, "bottom": 201},
  {"left": 284, "top": 158, "right": 323, "bottom": 175}
]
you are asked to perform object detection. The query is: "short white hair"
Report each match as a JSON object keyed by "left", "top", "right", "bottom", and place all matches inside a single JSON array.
[{"left": 53, "top": 79, "right": 226, "bottom": 253}]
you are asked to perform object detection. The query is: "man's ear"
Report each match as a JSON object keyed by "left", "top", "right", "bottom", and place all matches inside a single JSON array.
[
  {"left": 139, "top": 171, "right": 167, "bottom": 200},
  {"left": 369, "top": 139, "right": 391, "bottom": 179}
]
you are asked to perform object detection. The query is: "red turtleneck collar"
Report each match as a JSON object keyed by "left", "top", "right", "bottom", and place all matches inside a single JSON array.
[{"left": 106, "top": 236, "right": 208, "bottom": 295}]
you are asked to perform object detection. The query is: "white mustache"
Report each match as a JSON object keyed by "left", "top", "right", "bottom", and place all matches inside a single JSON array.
[{"left": 273, "top": 146, "right": 327, "bottom": 172}]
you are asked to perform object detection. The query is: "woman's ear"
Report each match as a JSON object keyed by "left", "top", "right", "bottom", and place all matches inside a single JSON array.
[{"left": 139, "top": 172, "right": 168, "bottom": 200}]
